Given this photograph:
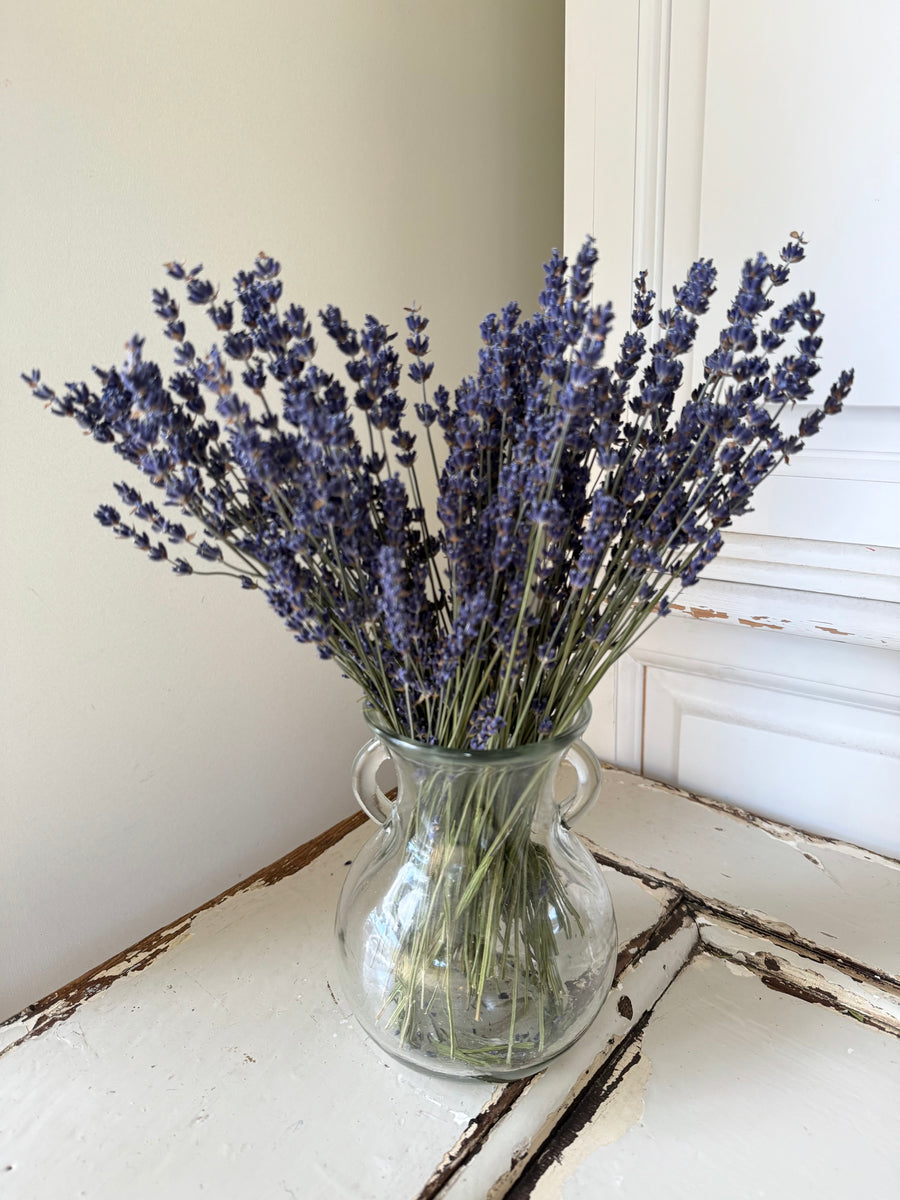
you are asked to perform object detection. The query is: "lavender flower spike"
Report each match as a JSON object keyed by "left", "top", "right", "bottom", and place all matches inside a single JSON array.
[{"left": 26, "top": 235, "right": 852, "bottom": 748}]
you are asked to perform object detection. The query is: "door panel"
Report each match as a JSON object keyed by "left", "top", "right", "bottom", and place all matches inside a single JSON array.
[{"left": 567, "top": 0, "right": 900, "bottom": 852}]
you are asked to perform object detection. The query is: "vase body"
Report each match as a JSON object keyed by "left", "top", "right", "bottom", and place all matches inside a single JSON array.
[{"left": 335, "top": 704, "right": 617, "bottom": 1080}]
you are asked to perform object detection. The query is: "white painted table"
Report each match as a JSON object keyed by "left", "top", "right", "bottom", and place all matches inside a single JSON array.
[{"left": 2, "top": 771, "right": 898, "bottom": 1198}]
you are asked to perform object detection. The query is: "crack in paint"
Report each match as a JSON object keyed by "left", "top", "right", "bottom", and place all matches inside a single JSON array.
[
  {"left": 415, "top": 1078, "right": 533, "bottom": 1200},
  {"left": 501, "top": 941, "right": 710, "bottom": 1200},
  {"left": 700, "top": 939, "right": 900, "bottom": 1040},
  {"left": 515, "top": 1045, "right": 654, "bottom": 1198},
  {"left": 416, "top": 899, "right": 695, "bottom": 1200},
  {"left": 508, "top": 1031, "right": 651, "bottom": 1198},
  {"left": 615, "top": 899, "right": 693, "bottom": 979},
  {"left": 759, "top": 969, "right": 899, "bottom": 1037},
  {"left": 588, "top": 847, "right": 900, "bottom": 997}
]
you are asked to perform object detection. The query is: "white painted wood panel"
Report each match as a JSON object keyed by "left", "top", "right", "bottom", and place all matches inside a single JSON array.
[
  {"left": 0, "top": 821, "right": 674, "bottom": 1200},
  {"left": 729, "top": 463, "right": 900, "bottom": 550},
  {"left": 2, "top": 772, "right": 897, "bottom": 1197},
  {"left": 566, "top": 0, "right": 900, "bottom": 852},
  {"left": 563, "top": 0, "right": 638, "bottom": 318},
  {"left": 512, "top": 954, "right": 900, "bottom": 1198},
  {"left": 697, "top": 0, "right": 899, "bottom": 410},
  {"left": 707, "top": 533, "right": 900, "bottom": 605},
  {"left": 575, "top": 768, "right": 900, "bottom": 983},
  {"left": 641, "top": 660, "right": 900, "bottom": 854},
  {"left": 615, "top": 618, "right": 900, "bottom": 856}
]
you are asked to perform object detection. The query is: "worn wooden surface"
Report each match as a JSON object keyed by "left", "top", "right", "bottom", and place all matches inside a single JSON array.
[
  {"left": 508, "top": 954, "right": 900, "bottom": 1198},
  {"left": 576, "top": 768, "right": 900, "bottom": 982},
  {"left": 1, "top": 769, "right": 897, "bottom": 1198},
  {"left": 566, "top": 0, "right": 900, "bottom": 860}
]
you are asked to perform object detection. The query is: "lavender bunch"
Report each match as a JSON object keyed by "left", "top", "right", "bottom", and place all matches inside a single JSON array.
[{"left": 25, "top": 237, "right": 852, "bottom": 749}]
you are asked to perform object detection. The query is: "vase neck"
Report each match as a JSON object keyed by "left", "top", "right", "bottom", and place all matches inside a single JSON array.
[{"left": 386, "top": 741, "right": 569, "bottom": 844}]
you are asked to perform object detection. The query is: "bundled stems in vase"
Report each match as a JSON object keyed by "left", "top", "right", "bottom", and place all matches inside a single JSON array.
[
  {"left": 346, "top": 716, "right": 598, "bottom": 1072},
  {"left": 27, "top": 233, "right": 853, "bottom": 1075},
  {"left": 377, "top": 772, "right": 575, "bottom": 1068}
]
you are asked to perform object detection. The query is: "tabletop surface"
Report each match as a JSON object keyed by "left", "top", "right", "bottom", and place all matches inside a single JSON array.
[{"left": 2, "top": 768, "right": 898, "bottom": 1199}]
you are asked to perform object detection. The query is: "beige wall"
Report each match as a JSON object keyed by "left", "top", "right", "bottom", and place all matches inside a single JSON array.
[{"left": 0, "top": 0, "right": 564, "bottom": 1021}]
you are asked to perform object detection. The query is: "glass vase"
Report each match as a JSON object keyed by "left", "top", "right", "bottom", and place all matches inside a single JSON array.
[{"left": 334, "top": 703, "right": 617, "bottom": 1080}]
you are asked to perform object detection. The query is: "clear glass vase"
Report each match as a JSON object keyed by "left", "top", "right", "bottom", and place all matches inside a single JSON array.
[{"left": 334, "top": 703, "right": 617, "bottom": 1080}]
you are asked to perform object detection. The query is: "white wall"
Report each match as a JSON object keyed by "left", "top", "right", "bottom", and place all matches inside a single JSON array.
[
  {"left": 0, "top": 0, "right": 564, "bottom": 1021},
  {"left": 567, "top": 0, "right": 900, "bottom": 857}
]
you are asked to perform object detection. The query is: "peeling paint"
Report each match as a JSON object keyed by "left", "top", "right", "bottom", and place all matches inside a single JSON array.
[
  {"left": 507, "top": 1017, "right": 656, "bottom": 1198},
  {"left": 681, "top": 605, "right": 729, "bottom": 621},
  {"left": 591, "top": 846, "right": 900, "bottom": 995},
  {"left": 696, "top": 913, "right": 900, "bottom": 1038},
  {"left": 614, "top": 900, "right": 693, "bottom": 979},
  {"left": 816, "top": 624, "right": 851, "bottom": 636},
  {"left": 0, "top": 810, "right": 368, "bottom": 1059},
  {"left": 724, "top": 959, "right": 754, "bottom": 978},
  {"left": 416, "top": 1079, "right": 532, "bottom": 1200},
  {"left": 670, "top": 602, "right": 796, "bottom": 631},
  {"left": 523, "top": 1048, "right": 652, "bottom": 1197},
  {"left": 757, "top": 970, "right": 896, "bottom": 1034},
  {"left": 610, "top": 769, "right": 900, "bottom": 872},
  {"left": 5, "top": 768, "right": 896, "bottom": 1198}
]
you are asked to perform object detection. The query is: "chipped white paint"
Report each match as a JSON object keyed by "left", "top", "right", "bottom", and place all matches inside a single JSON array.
[
  {"left": 602, "top": 868, "right": 676, "bottom": 949},
  {"left": 442, "top": 918, "right": 698, "bottom": 1199},
  {"left": 530, "top": 955, "right": 900, "bottom": 1198},
  {"left": 576, "top": 768, "right": 900, "bottom": 980},
  {"left": 0, "top": 825, "right": 497, "bottom": 1200},
  {"left": 722, "top": 957, "right": 754, "bottom": 979},
  {"left": 525, "top": 1046, "right": 652, "bottom": 1199},
  {"left": 696, "top": 913, "right": 900, "bottom": 1034},
  {"left": 3, "top": 771, "right": 899, "bottom": 1197},
  {"left": 669, "top": 577, "right": 900, "bottom": 651},
  {"left": 0, "top": 821, "right": 672, "bottom": 1200}
]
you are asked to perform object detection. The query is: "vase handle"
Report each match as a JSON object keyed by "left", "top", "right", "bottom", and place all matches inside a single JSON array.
[
  {"left": 560, "top": 738, "right": 602, "bottom": 825},
  {"left": 352, "top": 734, "right": 600, "bottom": 826},
  {"left": 351, "top": 738, "right": 395, "bottom": 824}
]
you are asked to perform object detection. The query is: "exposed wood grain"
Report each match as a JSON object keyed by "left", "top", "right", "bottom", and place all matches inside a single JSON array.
[
  {"left": 506, "top": 953, "right": 900, "bottom": 1198},
  {"left": 578, "top": 766, "right": 900, "bottom": 983},
  {"left": 592, "top": 846, "right": 900, "bottom": 998},
  {"left": 506, "top": 1012, "right": 654, "bottom": 1198}
]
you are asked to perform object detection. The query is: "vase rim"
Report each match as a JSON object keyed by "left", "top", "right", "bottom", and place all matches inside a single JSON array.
[{"left": 361, "top": 701, "right": 593, "bottom": 762}]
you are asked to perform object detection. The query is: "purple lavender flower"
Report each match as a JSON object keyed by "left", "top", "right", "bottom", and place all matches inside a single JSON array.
[{"left": 26, "top": 235, "right": 852, "bottom": 749}]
